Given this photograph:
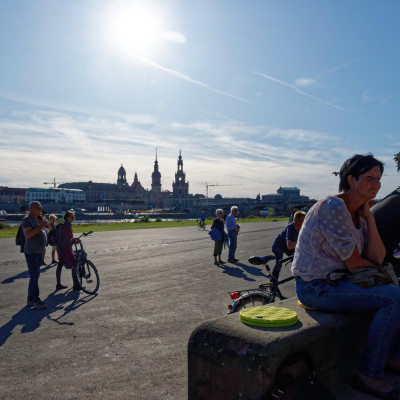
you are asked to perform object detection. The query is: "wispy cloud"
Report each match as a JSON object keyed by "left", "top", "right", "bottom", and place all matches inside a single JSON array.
[
  {"left": 0, "top": 103, "right": 397, "bottom": 199},
  {"left": 253, "top": 71, "right": 345, "bottom": 110},
  {"left": 293, "top": 78, "right": 315, "bottom": 87},
  {"left": 131, "top": 54, "right": 254, "bottom": 105}
]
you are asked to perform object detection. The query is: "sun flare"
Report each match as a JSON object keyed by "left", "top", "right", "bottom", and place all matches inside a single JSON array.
[{"left": 106, "top": 3, "right": 165, "bottom": 57}]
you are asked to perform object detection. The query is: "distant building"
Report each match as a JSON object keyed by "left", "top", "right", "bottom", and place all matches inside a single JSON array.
[
  {"left": 262, "top": 186, "right": 309, "bottom": 203},
  {"left": 0, "top": 187, "right": 26, "bottom": 204},
  {"left": 26, "top": 187, "right": 85, "bottom": 204},
  {"left": 59, "top": 164, "right": 146, "bottom": 205}
]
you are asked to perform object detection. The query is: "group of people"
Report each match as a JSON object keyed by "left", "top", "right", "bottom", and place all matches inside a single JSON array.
[
  {"left": 21, "top": 203, "right": 80, "bottom": 310},
  {"left": 210, "top": 206, "right": 240, "bottom": 265}
]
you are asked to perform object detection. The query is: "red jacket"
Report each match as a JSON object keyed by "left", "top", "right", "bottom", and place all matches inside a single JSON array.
[{"left": 57, "top": 222, "right": 76, "bottom": 268}]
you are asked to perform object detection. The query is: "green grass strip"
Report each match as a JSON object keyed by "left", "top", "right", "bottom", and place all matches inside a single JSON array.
[{"left": 0, "top": 217, "right": 287, "bottom": 239}]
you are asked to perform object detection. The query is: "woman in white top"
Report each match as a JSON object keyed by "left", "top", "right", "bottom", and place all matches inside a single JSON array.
[{"left": 292, "top": 154, "right": 400, "bottom": 399}]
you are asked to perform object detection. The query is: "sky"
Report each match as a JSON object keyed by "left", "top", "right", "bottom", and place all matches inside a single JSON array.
[{"left": 0, "top": 0, "right": 399, "bottom": 201}]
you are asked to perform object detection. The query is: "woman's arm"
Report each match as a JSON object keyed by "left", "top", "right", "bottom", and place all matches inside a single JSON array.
[
  {"left": 359, "top": 202, "right": 386, "bottom": 265},
  {"left": 345, "top": 247, "right": 377, "bottom": 270}
]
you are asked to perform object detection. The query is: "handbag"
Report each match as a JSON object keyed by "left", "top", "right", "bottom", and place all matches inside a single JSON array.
[{"left": 326, "top": 263, "right": 399, "bottom": 288}]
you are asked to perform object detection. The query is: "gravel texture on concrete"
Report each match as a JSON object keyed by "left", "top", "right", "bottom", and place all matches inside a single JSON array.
[
  {"left": 0, "top": 222, "right": 289, "bottom": 400},
  {"left": 1, "top": 221, "right": 399, "bottom": 400}
]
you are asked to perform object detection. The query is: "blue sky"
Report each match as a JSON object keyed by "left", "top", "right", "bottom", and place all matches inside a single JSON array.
[{"left": 0, "top": 0, "right": 399, "bottom": 200}]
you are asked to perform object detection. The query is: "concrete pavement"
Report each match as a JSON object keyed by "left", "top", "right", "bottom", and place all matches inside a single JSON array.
[
  {"left": 0, "top": 222, "right": 290, "bottom": 400},
  {"left": 1, "top": 221, "right": 399, "bottom": 400}
]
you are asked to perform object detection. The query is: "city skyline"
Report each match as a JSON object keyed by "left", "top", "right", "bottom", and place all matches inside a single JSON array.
[{"left": 0, "top": 1, "right": 399, "bottom": 201}]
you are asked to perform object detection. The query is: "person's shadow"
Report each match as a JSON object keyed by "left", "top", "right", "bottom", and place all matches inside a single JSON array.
[
  {"left": 1, "top": 262, "right": 57, "bottom": 284},
  {"left": 216, "top": 262, "right": 256, "bottom": 282},
  {"left": 0, "top": 289, "right": 97, "bottom": 346}
]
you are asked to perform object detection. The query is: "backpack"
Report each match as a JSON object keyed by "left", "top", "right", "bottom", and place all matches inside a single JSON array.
[
  {"left": 15, "top": 225, "right": 25, "bottom": 253},
  {"left": 47, "top": 223, "right": 63, "bottom": 247}
]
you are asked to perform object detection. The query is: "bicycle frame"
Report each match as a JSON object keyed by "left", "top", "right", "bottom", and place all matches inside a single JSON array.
[
  {"left": 71, "top": 231, "right": 93, "bottom": 262},
  {"left": 227, "top": 256, "right": 294, "bottom": 314}
]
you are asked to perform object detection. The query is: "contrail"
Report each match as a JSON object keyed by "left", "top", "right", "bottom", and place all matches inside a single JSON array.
[
  {"left": 253, "top": 71, "right": 344, "bottom": 111},
  {"left": 133, "top": 54, "right": 254, "bottom": 105}
]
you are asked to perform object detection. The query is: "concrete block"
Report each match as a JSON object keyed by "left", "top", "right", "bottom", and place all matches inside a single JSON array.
[{"left": 188, "top": 297, "right": 372, "bottom": 400}]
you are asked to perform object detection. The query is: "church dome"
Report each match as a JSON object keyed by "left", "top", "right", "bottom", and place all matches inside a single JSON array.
[{"left": 118, "top": 164, "right": 126, "bottom": 175}]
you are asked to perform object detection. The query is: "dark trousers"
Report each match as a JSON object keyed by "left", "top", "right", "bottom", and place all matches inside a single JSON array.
[
  {"left": 228, "top": 231, "right": 238, "bottom": 259},
  {"left": 25, "top": 253, "right": 42, "bottom": 301}
]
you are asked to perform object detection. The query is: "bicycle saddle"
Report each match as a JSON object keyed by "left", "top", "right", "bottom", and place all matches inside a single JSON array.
[{"left": 248, "top": 255, "right": 275, "bottom": 265}]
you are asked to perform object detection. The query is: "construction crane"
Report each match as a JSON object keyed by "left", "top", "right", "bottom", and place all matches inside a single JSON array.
[
  {"left": 205, "top": 182, "right": 240, "bottom": 205},
  {"left": 43, "top": 178, "right": 65, "bottom": 188}
]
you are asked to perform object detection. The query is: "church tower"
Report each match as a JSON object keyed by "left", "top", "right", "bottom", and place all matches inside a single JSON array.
[
  {"left": 173, "top": 150, "right": 189, "bottom": 197},
  {"left": 151, "top": 149, "right": 162, "bottom": 194},
  {"left": 117, "top": 164, "right": 127, "bottom": 190}
]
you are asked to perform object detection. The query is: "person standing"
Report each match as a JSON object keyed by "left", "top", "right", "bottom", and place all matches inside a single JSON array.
[
  {"left": 21, "top": 201, "right": 49, "bottom": 309},
  {"left": 226, "top": 206, "right": 239, "bottom": 263},
  {"left": 57, "top": 210, "right": 80, "bottom": 291},
  {"left": 211, "top": 209, "right": 225, "bottom": 265},
  {"left": 47, "top": 214, "right": 58, "bottom": 264}
]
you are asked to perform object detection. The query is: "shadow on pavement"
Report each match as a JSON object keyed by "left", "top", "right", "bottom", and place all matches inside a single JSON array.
[
  {"left": 216, "top": 262, "right": 256, "bottom": 282},
  {"left": 1, "top": 262, "right": 58, "bottom": 284},
  {"left": 0, "top": 289, "right": 97, "bottom": 346}
]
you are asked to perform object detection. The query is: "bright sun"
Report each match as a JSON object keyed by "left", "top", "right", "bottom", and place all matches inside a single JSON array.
[{"left": 106, "top": 3, "right": 165, "bottom": 57}]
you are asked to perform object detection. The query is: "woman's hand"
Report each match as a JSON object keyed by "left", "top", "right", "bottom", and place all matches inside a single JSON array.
[{"left": 358, "top": 201, "right": 374, "bottom": 223}]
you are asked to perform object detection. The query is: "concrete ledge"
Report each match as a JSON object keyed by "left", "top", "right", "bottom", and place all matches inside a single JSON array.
[{"left": 188, "top": 297, "right": 372, "bottom": 400}]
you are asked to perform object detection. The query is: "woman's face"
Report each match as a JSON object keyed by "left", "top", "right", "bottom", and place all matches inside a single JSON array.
[
  {"left": 349, "top": 165, "right": 382, "bottom": 200},
  {"left": 218, "top": 213, "right": 223, "bottom": 220},
  {"left": 66, "top": 214, "right": 75, "bottom": 223}
]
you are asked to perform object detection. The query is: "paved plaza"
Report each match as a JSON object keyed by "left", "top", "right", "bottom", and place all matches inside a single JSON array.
[{"left": 0, "top": 222, "right": 292, "bottom": 400}]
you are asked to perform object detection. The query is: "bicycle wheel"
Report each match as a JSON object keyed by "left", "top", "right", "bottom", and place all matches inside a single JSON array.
[
  {"left": 233, "top": 293, "right": 272, "bottom": 313},
  {"left": 74, "top": 259, "right": 100, "bottom": 295},
  {"left": 197, "top": 223, "right": 202, "bottom": 231}
]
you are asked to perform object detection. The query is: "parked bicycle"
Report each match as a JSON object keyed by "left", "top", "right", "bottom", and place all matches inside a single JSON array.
[
  {"left": 227, "top": 255, "right": 294, "bottom": 313},
  {"left": 71, "top": 231, "right": 100, "bottom": 295},
  {"left": 197, "top": 220, "right": 207, "bottom": 231}
]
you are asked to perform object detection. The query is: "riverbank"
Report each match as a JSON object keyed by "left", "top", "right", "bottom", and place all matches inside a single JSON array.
[{"left": 0, "top": 217, "right": 287, "bottom": 239}]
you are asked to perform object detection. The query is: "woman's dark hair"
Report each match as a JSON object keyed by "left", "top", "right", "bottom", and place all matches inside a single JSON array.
[
  {"left": 339, "top": 154, "right": 384, "bottom": 192},
  {"left": 64, "top": 210, "right": 75, "bottom": 220}
]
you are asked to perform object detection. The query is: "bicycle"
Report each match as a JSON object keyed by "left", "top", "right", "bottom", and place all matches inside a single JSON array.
[
  {"left": 197, "top": 220, "right": 207, "bottom": 231},
  {"left": 227, "top": 255, "right": 294, "bottom": 313},
  {"left": 71, "top": 231, "right": 100, "bottom": 295}
]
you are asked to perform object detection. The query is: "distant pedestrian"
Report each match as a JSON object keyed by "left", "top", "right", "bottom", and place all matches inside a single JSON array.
[
  {"left": 199, "top": 210, "right": 206, "bottom": 229},
  {"left": 39, "top": 208, "right": 48, "bottom": 266},
  {"left": 226, "top": 206, "right": 240, "bottom": 263},
  {"left": 288, "top": 208, "right": 299, "bottom": 224},
  {"left": 211, "top": 209, "right": 225, "bottom": 265},
  {"left": 47, "top": 214, "right": 58, "bottom": 264},
  {"left": 21, "top": 201, "right": 49, "bottom": 309}
]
